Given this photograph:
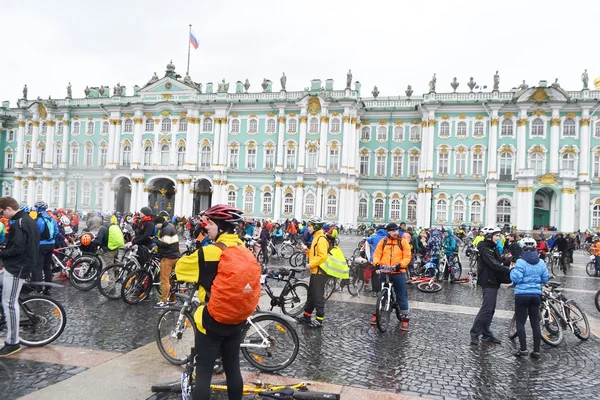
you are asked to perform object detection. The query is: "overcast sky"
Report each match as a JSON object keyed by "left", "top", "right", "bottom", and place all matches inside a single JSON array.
[{"left": 2, "top": 0, "right": 599, "bottom": 104}]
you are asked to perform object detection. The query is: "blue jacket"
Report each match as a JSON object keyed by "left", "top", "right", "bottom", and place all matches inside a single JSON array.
[
  {"left": 366, "top": 229, "right": 387, "bottom": 262},
  {"left": 510, "top": 250, "right": 549, "bottom": 295},
  {"left": 37, "top": 211, "right": 59, "bottom": 245},
  {"left": 443, "top": 230, "right": 456, "bottom": 254}
]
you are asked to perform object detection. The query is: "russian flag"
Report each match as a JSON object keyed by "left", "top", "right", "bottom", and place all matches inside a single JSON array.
[{"left": 189, "top": 30, "right": 199, "bottom": 50}]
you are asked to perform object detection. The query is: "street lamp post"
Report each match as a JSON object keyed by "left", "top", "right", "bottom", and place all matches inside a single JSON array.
[
  {"left": 424, "top": 182, "right": 440, "bottom": 228},
  {"left": 73, "top": 173, "right": 83, "bottom": 212},
  {"left": 320, "top": 178, "right": 330, "bottom": 218}
]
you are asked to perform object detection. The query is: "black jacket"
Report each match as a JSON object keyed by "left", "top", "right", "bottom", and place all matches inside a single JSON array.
[
  {"left": 94, "top": 222, "right": 111, "bottom": 252},
  {"left": 506, "top": 240, "right": 522, "bottom": 263},
  {"left": 0, "top": 210, "right": 41, "bottom": 278},
  {"left": 477, "top": 239, "right": 510, "bottom": 288},
  {"left": 155, "top": 222, "right": 180, "bottom": 259},
  {"left": 133, "top": 217, "right": 155, "bottom": 248},
  {"left": 552, "top": 237, "right": 568, "bottom": 253},
  {"left": 259, "top": 226, "right": 270, "bottom": 244}
]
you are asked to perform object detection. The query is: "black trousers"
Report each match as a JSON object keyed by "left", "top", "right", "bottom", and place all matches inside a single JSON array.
[
  {"left": 470, "top": 287, "right": 499, "bottom": 339},
  {"left": 303, "top": 273, "right": 326, "bottom": 320},
  {"left": 261, "top": 242, "right": 269, "bottom": 263},
  {"left": 515, "top": 295, "right": 542, "bottom": 353},
  {"left": 193, "top": 328, "right": 243, "bottom": 400},
  {"left": 34, "top": 244, "right": 55, "bottom": 289}
]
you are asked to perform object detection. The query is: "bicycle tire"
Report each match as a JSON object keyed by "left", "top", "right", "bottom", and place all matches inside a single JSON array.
[
  {"left": 121, "top": 270, "right": 153, "bottom": 304},
  {"left": 19, "top": 295, "right": 67, "bottom": 347},
  {"left": 256, "top": 249, "right": 265, "bottom": 264},
  {"left": 508, "top": 314, "right": 518, "bottom": 340},
  {"left": 595, "top": 289, "right": 600, "bottom": 313},
  {"left": 241, "top": 313, "right": 300, "bottom": 372},
  {"left": 280, "top": 244, "right": 295, "bottom": 259},
  {"left": 540, "top": 306, "right": 563, "bottom": 347},
  {"left": 586, "top": 262, "right": 597, "bottom": 277},
  {"left": 375, "top": 289, "right": 391, "bottom": 333},
  {"left": 69, "top": 256, "right": 100, "bottom": 291},
  {"left": 288, "top": 391, "right": 340, "bottom": 399},
  {"left": 156, "top": 307, "right": 196, "bottom": 365},
  {"left": 347, "top": 265, "right": 365, "bottom": 297},
  {"left": 566, "top": 301, "right": 590, "bottom": 341},
  {"left": 416, "top": 281, "right": 442, "bottom": 293},
  {"left": 98, "top": 264, "right": 132, "bottom": 300},
  {"left": 450, "top": 260, "right": 462, "bottom": 280},
  {"left": 324, "top": 277, "right": 336, "bottom": 300},
  {"left": 151, "top": 381, "right": 182, "bottom": 393},
  {"left": 280, "top": 282, "right": 309, "bottom": 317},
  {"left": 289, "top": 252, "right": 305, "bottom": 268}
]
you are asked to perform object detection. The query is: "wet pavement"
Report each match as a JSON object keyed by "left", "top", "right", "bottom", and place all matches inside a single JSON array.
[{"left": 3, "top": 236, "right": 600, "bottom": 399}]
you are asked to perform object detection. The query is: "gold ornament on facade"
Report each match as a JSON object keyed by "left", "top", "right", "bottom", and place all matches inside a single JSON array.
[
  {"left": 458, "top": 114, "right": 467, "bottom": 119},
  {"left": 295, "top": 182, "right": 304, "bottom": 188},
  {"left": 393, "top": 120, "right": 404, "bottom": 125},
  {"left": 274, "top": 181, "right": 283, "bottom": 188},
  {"left": 499, "top": 144, "right": 513, "bottom": 154},
  {"left": 421, "top": 121, "right": 428, "bottom": 128},
  {"left": 278, "top": 116, "right": 286, "bottom": 123},
  {"left": 428, "top": 119, "right": 436, "bottom": 127},
  {"left": 320, "top": 116, "right": 330, "bottom": 123},
  {"left": 32, "top": 121, "right": 40, "bottom": 127},
  {"left": 203, "top": 112, "right": 212, "bottom": 118},
  {"left": 360, "top": 120, "right": 369, "bottom": 126},
  {"left": 376, "top": 149, "right": 386, "bottom": 156},
  {"left": 134, "top": 118, "right": 143, "bottom": 125},
  {"left": 171, "top": 119, "right": 178, "bottom": 125},
  {"left": 490, "top": 118, "right": 499, "bottom": 126},
  {"left": 288, "top": 112, "right": 297, "bottom": 117},
  {"left": 562, "top": 188, "right": 577, "bottom": 194},
  {"left": 267, "top": 112, "right": 275, "bottom": 117},
  {"left": 284, "top": 187, "right": 293, "bottom": 195},
  {"left": 561, "top": 146, "right": 577, "bottom": 155},
  {"left": 565, "top": 112, "right": 577, "bottom": 119},
  {"left": 504, "top": 112, "right": 514, "bottom": 119},
  {"left": 456, "top": 147, "right": 466, "bottom": 154},
  {"left": 475, "top": 115, "right": 484, "bottom": 120},
  {"left": 360, "top": 148, "right": 369, "bottom": 156},
  {"left": 532, "top": 110, "right": 546, "bottom": 117},
  {"left": 473, "top": 146, "right": 483, "bottom": 155},
  {"left": 439, "top": 146, "right": 449, "bottom": 154},
  {"left": 342, "top": 116, "right": 351, "bottom": 123},
  {"left": 550, "top": 118, "right": 561, "bottom": 127},
  {"left": 530, "top": 88, "right": 549, "bottom": 104},
  {"left": 47, "top": 121, "right": 56, "bottom": 127},
  {"left": 441, "top": 115, "right": 450, "bottom": 120},
  {"left": 410, "top": 119, "right": 420, "bottom": 125},
  {"left": 124, "top": 113, "right": 132, "bottom": 118},
  {"left": 18, "top": 121, "right": 25, "bottom": 127},
  {"left": 144, "top": 113, "right": 152, "bottom": 118},
  {"left": 517, "top": 118, "right": 528, "bottom": 127},
  {"left": 307, "top": 96, "right": 321, "bottom": 114},
  {"left": 378, "top": 119, "right": 388, "bottom": 126},
  {"left": 161, "top": 110, "right": 171, "bottom": 117},
  {"left": 37, "top": 103, "right": 47, "bottom": 120},
  {"left": 517, "top": 187, "right": 534, "bottom": 192},
  {"left": 580, "top": 118, "right": 590, "bottom": 126},
  {"left": 153, "top": 118, "right": 160, "bottom": 124},
  {"left": 299, "top": 116, "right": 308, "bottom": 123},
  {"left": 331, "top": 112, "right": 340, "bottom": 117},
  {"left": 101, "top": 115, "right": 108, "bottom": 120},
  {"left": 538, "top": 173, "right": 557, "bottom": 185}
]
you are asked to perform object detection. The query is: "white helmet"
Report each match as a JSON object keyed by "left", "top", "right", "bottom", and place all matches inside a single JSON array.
[
  {"left": 519, "top": 237, "right": 537, "bottom": 248},
  {"left": 481, "top": 225, "right": 501, "bottom": 237},
  {"left": 60, "top": 215, "right": 71, "bottom": 226}
]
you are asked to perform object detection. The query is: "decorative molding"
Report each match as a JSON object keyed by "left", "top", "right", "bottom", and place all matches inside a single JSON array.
[
  {"left": 551, "top": 118, "right": 561, "bottom": 127},
  {"left": 580, "top": 118, "right": 590, "bottom": 127},
  {"left": 565, "top": 112, "right": 577, "bottom": 119},
  {"left": 562, "top": 188, "right": 577, "bottom": 194},
  {"left": 490, "top": 119, "right": 499, "bottom": 126},
  {"left": 517, "top": 187, "right": 533, "bottom": 192},
  {"left": 517, "top": 118, "right": 528, "bottom": 127}
]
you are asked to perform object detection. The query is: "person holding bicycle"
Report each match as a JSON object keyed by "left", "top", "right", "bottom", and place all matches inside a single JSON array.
[
  {"left": 590, "top": 237, "right": 600, "bottom": 275},
  {"left": 551, "top": 233, "right": 569, "bottom": 272},
  {"left": 371, "top": 223, "right": 412, "bottom": 330}
]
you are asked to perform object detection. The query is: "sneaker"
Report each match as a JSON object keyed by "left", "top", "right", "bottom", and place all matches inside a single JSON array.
[
  {"left": 42, "top": 289, "right": 51, "bottom": 296},
  {"left": 153, "top": 302, "right": 170, "bottom": 309},
  {"left": 530, "top": 351, "right": 541, "bottom": 359},
  {"left": 369, "top": 315, "right": 377, "bottom": 326},
  {"left": 295, "top": 315, "right": 311, "bottom": 325},
  {"left": 470, "top": 337, "right": 479, "bottom": 346},
  {"left": 0, "top": 343, "right": 21, "bottom": 357},
  {"left": 481, "top": 336, "right": 501, "bottom": 344},
  {"left": 514, "top": 349, "right": 528, "bottom": 357},
  {"left": 309, "top": 319, "right": 323, "bottom": 328},
  {"left": 400, "top": 317, "right": 409, "bottom": 331}
]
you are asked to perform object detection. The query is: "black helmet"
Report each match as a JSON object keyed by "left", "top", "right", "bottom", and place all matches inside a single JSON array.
[{"left": 385, "top": 223, "right": 399, "bottom": 231}]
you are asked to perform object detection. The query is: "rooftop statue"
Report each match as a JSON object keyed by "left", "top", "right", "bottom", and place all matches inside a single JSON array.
[
  {"left": 346, "top": 70, "right": 352, "bottom": 89},
  {"left": 113, "top": 82, "right": 123, "bottom": 96},
  {"left": 261, "top": 78, "right": 268, "bottom": 92},
  {"left": 371, "top": 86, "right": 379, "bottom": 98},
  {"left": 244, "top": 79, "right": 250, "bottom": 93},
  {"left": 582, "top": 69, "right": 589, "bottom": 90},
  {"left": 493, "top": 71, "right": 499, "bottom": 91},
  {"left": 451, "top": 77, "right": 459, "bottom": 93},
  {"left": 429, "top": 73, "right": 436, "bottom": 93},
  {"left": 405, "top": 85, "right": 413, "bottom": 98},
  {"left": 280, "top": 72, "right": 287, "bottom": 91},
  {"left": 148, "top": 72, "right": 159, "bottom": 86},
  {"left": 217, "top": 79, "right": 229, "bottom": 93},
  {"left": 66, "top": 82, "right": 72, "bottom": 99},
  {"left": 22, "top": 84, "right": 27, "bottom": 100}
]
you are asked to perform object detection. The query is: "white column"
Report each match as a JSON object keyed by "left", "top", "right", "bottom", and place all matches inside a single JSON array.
[
  {"left": 170, "top": 119, "right": 178, "bottom": 167},
  {"left": 578, "top": 184, "right": 591, "bottom": 231},
  {"left": 58, "top": 178, "right": 65, "bottom": 208},
  {"left": 60, "top": 119, "right": 70, "bottom": 168},
  {"left": 182, "top": 179, "right": 192, "bottom": 216},
  {"left": 186, "top": 115, "right": 199, "bottom": 170},
  {"left": 15, "top": 118, "right": 25, "bottom": 168},
  {"left": 42, "top": 177, "right": 51, "bottom": 201},
  {"left": 13, "top": 176, "right": 22, "bottom": 202},
  {"left": 419, "top": 123, "right": 428, "bottom": 178},
  {"left": 111, "top": 118, "right": 122, "bottom": 169},
  {"left": 297, "top": 115, "right": 307, "bottom": 173},
  {"left": 276, "top": 116, "right": 289, "bottom": 173},
  {"left": 107, "top": 118, "right": 116, "bottom": 165},
  {"left": 351, "top": 119, "right": 359, "bottom": 177},
  {"left": 152, "top": 118, "right": 160, "bottom": 167},
  {"left": 549, "top": 108, "right": 561, "bottom": 174},
  {"left": 515, "top": 188, "right": 533, "bottom": 230},
  {"left": 220, "top": 118, "right": 229, "bottom": 170},
  {"left": 516, "top": 110, "right": 528, "bottom": 172},
  {"left": 316, "top": 184, "right": 324, "bottom": 218},
  {"left": 487, "top": 112, "right": 499, "bottom": 180},
  {"left": 31, "top": 120, "right": 40, "bottom": 166},
  {"left": 212, "top": 118, "right": 222, "bottom": 166},
  {"left": 174, "top": 179, "right": 184, "bottom": 216},
  {"left": 486, "top": 181, "right": 498, "bottom": 226},
  {"left": 131, "top": 113, "right": 143, "bottom": 169},
  {"left": 137, "top": 179, "right": 146, "bottom": 210},
  {"left": 294, "top": 182, "right": 304, "bottom": 221},
  {"left": 318, "top": 114, "right": 328, "bottom": 174},
  {"left": 44, "top": 120, "right": 55, "bottom": 169},
  {"left": 27, "top": 177, "right": 36, "bottom": 206},
  {"left": 103, "top": 179, "right": 112, "bottom": 213},
  {"left": 130, "top": 179, "right": 139, "bottom": 212},
  {"left": 273, "top": 182, "right": 283, "bottom": 220},
  {"left": 341, "top": 115, "right": 351, "bottom": 175},
  {"left": 579, "top": 111, "right": 591, "bottom": 182},
  {"left": 424, "top": 122, "right": 434, "bottom": 178},
  {"left": 560, "top": 188, "right": 576, "bottom": 232}
]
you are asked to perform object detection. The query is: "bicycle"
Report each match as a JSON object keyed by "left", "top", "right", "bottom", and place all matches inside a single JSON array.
[
  {"left": 346, "top": 256, "right": 368, "bottom": 296},
  {"left": 289, "top": 250, "right": 307, "bottom": 268},
  {"left": 374, "top": 266, "right": 402, "bottom": 333},
  {"left": 257, "top": 239, "right": 295, "bottom": 262},
  {"left": 68, "top": 248, "right": 105, "bottom": 291},
  {"left": 586, "top": 255, "right": 598, "bottom": 277},
  {"left": 548, "top": 250, "right": 567, "bottom": 275},
  {"left": 121, "top": 251, "right": 163, "bottom": 304},
  {"left": 97, "top": 246, "right": 141, "bottom": 300},
  {"left": 262, "top": 267, "right": 309, "bottom": 317},
  {"left": 0, "top": 280, "right": 67, "bottom": 346},
  {"left": 155, "top": 283, "right": 300, "bottom": 372}
]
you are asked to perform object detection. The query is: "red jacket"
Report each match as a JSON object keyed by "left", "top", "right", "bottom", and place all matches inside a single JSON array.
[{"left": 536, "top": 241, "right": 547, "bottom": 256}]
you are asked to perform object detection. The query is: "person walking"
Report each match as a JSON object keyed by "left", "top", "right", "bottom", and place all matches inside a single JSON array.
[
  {"left": 152, "top": 216, "right": 180, "bottom": 308},
  {"left": 33, "top": 201, "right": 59, "bottom": 295},
  {"left": 511, "top": 237, "right": 548, "bottom": 359},
  {"left": 470, "top": 225, "right": 511, "bottom": 345},
  {"left": 0, "top": 196, "right": 41, "bottom": 356}
]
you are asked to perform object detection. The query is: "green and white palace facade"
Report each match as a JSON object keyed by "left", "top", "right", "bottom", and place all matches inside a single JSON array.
[{"left": 2, "top": 62, "right": 600, "bottom": 231}]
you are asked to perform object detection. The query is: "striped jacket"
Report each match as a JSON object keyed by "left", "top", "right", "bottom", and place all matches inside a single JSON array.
[{"left": 155, "top": 222, "right": 180, "bottom": 259}]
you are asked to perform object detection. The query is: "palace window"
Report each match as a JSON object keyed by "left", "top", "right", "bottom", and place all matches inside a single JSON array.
[
  {"left": 283, "top": 193, "right": 294, "bottom": 214},
  {"left": 34, "top": 183, "right": 43, "bottom": 202},
  {"left": 82, "top": 184, "right": 91, "bottom": 207},
  {"left": 329, "top": 148, "right": 339, "bottom": 171},
  {"left": 100, "top": 147, "right": 107, "bottom": 167},
  {"left": 361, "top": 127, "right": 370, "bottom": 141},
  {"left": 203, "top": 118, "right": 213, "bottom": 132},
  {"left": 331, "top": 118, "right": 340, "bottom": 132},
  {"left": 288, "top": 118, "right": 297, "bottom": 132},
  {"left": 531, "top": 118, "right": 544, "bottom": 136},
  {"left": 96, "top": 185, "right": 104, "bottom": 207},
  {"left": 360, "top": 154, "right": 369, "bottom": 175},
  {"left": 595, "top": 122, "right": 600, "bottom": 138},
  {"left": 390, "top": 199, "right": 401, "bottom": 220},
  {"left": 55, "top": 143, "right": 62, "bottom": 166},
  {"left": 124, "top": 119, "right": 133, "bottom": 133},
  {"left": 306, "top": 148, "right": 318, "bottom": 172},
  {"left": 72, "top": 122, "right": 80, "bottom": 135},
  {"left": 392, "top": 154, "right": 402, "bottom": 176},
  {"left": 160, "top": 144, "right": 170, "bottom": 166},
  {"left": 501, "top": 119, "right": 513, "bottom": 137},
  {"left": 248, "top": 119, "right": 258, "bottom": 134},
  {"left": 25, "top": 146, "right": 31, "bottom": 165},
  {"left": 39, "top": 146, "right": 45, "bottom": 164},
  {"left": 594, "top": 154, "right": 600, "bottom": 179},
  {"left": 374, "top": 199, "right": 384, "bottom": 219},
  {"left": 68, "top": 185, "right": 76, "bottom": 206},
  {"left": 41, "top": 122, "right": 47, "bottom": 135},
  {"left": 177, "top": 146, "right": 185, "bottom": 167},
  {"left": 470, "top": 201, "right": 481, "bottom": 223},
  {"left": 178, "top": 118, "right": 188, "bottom": 132},
  {"left": 86, "top": 121, "right": 94, "bottom": 134},
  {"left": 563, "top": 118, "right": 576, "bottom": 137},
  {"left": 52, "top": 184, "right": 60, "bottom": 206},
  {"left": 309, "top": 117, "right": 319, "bottom": 133},
  {"left": 102, "top": 121, "right": 109, "bottom": 134},
  {"left": 304, "top": 193, "right": 315, "bottom": 216},
  {"left": 561, "top": 153, "right": 575, "bottom": 171},
  {"left": 230, "top": 119, "right": 240, "bottom": 134},
  {"left": 472, "top": 153, "right": 483, "bottom": 175},
  {"left": 84, "top": 145, "right": 93, "bottom": 166},
  {"left": 530, "top": 153, "right": 545, "bottom": 175},
  {"left": 122, "top": 145, "right": 131, "bottom": 166},
  {"left": 499, "top": 152, "right": 513, "bottom": 179},
  {"left": 57, "top": 123, "right": 64, "bottom": 135},
  {"left": 145, "top": 118, "right": 154, "bottom": 132},
  {"left": 453, "top": 200, "right": 465, "bottom": 222},
  {"left": 244, "top": 191, "right": 254, "bottom": 213},
  {"left": 326, "top": 194, "right": 337, "bottom": 216},
  {"left": 161, "top": 118, "right": 171, "bottom": 132},
  {"left": 27, "top": 123, "right": 33, "bottom": 135},
  {"left": 358, "top": 198, "right": 368, "bottom": 219},
  {"left": 22, "top": 183, "right": 28, "bottom": 204},
  {"left": 440, "top": 121, "right": 450, "bottom": 136},
  {"left": 455, "top": 152, "right": 466, "bottom": 175},
  {"left": 407, "top": 199, "right": 417, "bottom": 220},
  {"left": 377, "top": 126, "right": 387, "bottom": 141},
  {"left": 436, "top": 199, "right": 447, "bottom": 221},
  {"left": 437, "top": 152, "right": 449, "bottom": 175},
  {"left": 247, "top": 146, "right": 257, "bottom": 169},
  {"left": 200, "top": 146, "right": 211, "bottom": 169},
  {"left": 5, "top": 151, "right": 13, "bottom": 170},
  {"left": 262, "top": 192, "right": 272, "bottom": 214},
  {"left": 409, "top": 154, "right": 419, "bottom": 176},
  {"left": 474, "top": 121, "right": 484, "bottom": 136},
  {"left": 376, "top": 154, "right": 386, "bottom": 176},
  {"left": 70, "top": 144, "right": 79, "bottom": 166},
  {"left": 285, "top": 147, "right": 296, "bottom": 169},
  {"left": 457, "top": 121, "right": 467, "bottom": 137},
  {"left": 264, "top": 147, "right": 274, "bottom": 170},
  {"left": 410, "top": 126, "right": 421, "bottom": 141},
  {"left": 143, "top": 145, "right": 152, "bottom": 166},
  {"left": 393, "top": 126, "right": 404, "bottom": 141},
  {"left": 228, "top": 147, "right": 239, "bottom": 169},
  {"left": 593, "top": 205, "right": 600, "bottom": 228},
  {"left": 266, "top": 119, "right": 276, "bottom": 133},
  {"left": 227, "top": 191, "right": 236, "bottom": 208},
  {"left": 496, "top": 199, "right": 511, "bottom": 224}
]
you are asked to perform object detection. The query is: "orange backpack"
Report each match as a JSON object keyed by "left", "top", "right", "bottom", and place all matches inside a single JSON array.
[{"left": 206, "top": 242, "right": 262, "bottom": 325}]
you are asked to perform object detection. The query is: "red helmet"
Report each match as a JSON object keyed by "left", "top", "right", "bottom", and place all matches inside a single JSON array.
[
  {"left": 198, "top": 216, "right": 209, "bottom": 228},
  {"left": 202, "top": 205, "right": 243, "bottom": 225},
  {"left": 57, "top": 208, "right": 66, "bottom": 214}
]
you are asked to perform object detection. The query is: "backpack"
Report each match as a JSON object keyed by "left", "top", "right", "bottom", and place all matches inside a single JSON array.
[
  {"left": 206, "top": 242, "right": 262, "bottom": 325},
  {"left": 107, "top": 224, "right": 125, "bottom": 250},
  {"left": 38, "top": 215, "right": 55, "bottom": 241}
]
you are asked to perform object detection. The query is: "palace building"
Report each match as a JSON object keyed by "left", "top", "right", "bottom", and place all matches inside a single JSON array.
[{"left": 1, "top": 62, "right": 600, "bottom": 231}]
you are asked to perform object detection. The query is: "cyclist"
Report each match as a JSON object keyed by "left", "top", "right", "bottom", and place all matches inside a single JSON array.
[
  {"left": 93, "top": 212, "right": 124, "bottom": 267},
  {"left": 472, "top": 229, "right": 485, "bottom": 248},
  {"left": 371, "top": 223, "right": 412, "bottom": 330},
  {"left": 365, "top": 225, "right": 387, "bottom": 297},
  {"left": 152, "top": 216, "right": 179, "bottom": 308},
  {"left": 296, "top": 217, "right": 329, "bottom": 328},
  {"left": 442, "top": 229, "right": 457, "bottom": 280},
  {"left": 33, "top": 201, "right": 59, "bottom": 295},
  {"left": 175, "top": 205, "right": 259, "bottom": 400},
  {"left": 550, "top": 233, "right": 569, "bottom": 272},
  {"left": 590, "top": 237, "right": 600, "bottom": 275}
]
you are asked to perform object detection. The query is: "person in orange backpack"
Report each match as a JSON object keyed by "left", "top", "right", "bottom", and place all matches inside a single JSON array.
[{"left": 175, "top": 205, "right": 261, "bottom": 400}]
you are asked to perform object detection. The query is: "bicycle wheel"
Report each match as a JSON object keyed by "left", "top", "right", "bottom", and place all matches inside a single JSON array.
[
  {"left": 540, "top": 306, "right": 563, "bottom": 346},
  {"left": 450, "top": 260, "right": 462, "bottom": 281},
  {"left": 241, "top": 313, "right": 300, "bottom": 372},
  {"left": 256, "top": 249, "right": 265, "bottom": 264},
  {"left": 121, "top": 270, "right": 153, "bottom": 304},
  {"left": 288, "top": 252, "right": 305, "bottom": 268},
  {"left": 508, "top": 314, "right": 518, "bottom": 340},
  {"left": 595, "top": 290, "right": 600, "bottom": 313},
  {"left": 347, "top": 265, "right": 365, "bottom": 297},
  {"left": 586, "top": 262, "right": 597, "bottom": 277},
  {"left": 98, "top": 264, "right": 131, "bottom": 300},
  {"left": 417, "top": 281, "right": 442, "bottom": 293},
  {"left": 280, "top": 244, "right": 295, "bottom": 259},
  {"left": 19, "top": 295, "right": 67, "bottom": 347},
  {"left": 156, "top": 307, "right": 196, "bottom": 365},
  {"left": 566, "top": 301, "right": 590, "bottom": 340},
  {"left": 375, "top": 289, "right": 392, "bottom": 333},
  {"left": 324, "top": 276, "right": 336, "bottom": 300},
  {"left": 280, "top": 282, "right": 309, "bottom": 317},
  {"left": 69, "top": 256, "right": 101, "bottom": 291}
]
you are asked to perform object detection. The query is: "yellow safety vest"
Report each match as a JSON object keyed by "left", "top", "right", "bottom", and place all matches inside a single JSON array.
[{"left": 319, "top": 245, "right": 349, "bottom": 279}]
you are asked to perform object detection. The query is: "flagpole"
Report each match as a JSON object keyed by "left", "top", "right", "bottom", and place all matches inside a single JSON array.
[{"left": 186, "top": 24, "right": 192, "bottom": 76}]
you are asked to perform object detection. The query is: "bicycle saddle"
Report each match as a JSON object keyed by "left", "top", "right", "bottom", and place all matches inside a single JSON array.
[
  {"left": 546, "top": 281, "right": 562, "bottom": 288},
  {"left": 290, "top": 268, "right": 305, "bottom": 274}
]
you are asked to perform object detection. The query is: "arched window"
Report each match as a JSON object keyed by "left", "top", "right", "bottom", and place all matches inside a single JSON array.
[
  {"left": 530, "top": 153, "right": 545, "bottom": 175},
  {"left": 87, "top": 121, "right": 94, "bottom": 134},
  {"left": 532, "top": 118, "right": 544, "bottom": 136},
  {"left": 457, "top": 121, "right": 467, "bottom": 136},
  {"left": 52, "top": 184, "right": 60, "bottom": 206},
  {"left": 563, "top": 119, "right": 576, "bottom": 137},
  {"left": 288, "top": 119, "right": 297, "bottom": 132},
  {"left": 596, "top": 122, "right": 600, "bottom": 138},
  {"left": 143, "top": 145, "right": 152, "bottom": 166},
  {"left": 84, "top": 144, "right": 93, "bottom": 166},
  {"left": 594, "top": 153, "right": 600, "bottom": 179},
  {"left": 407, "top": 199, "right": 417, "bottom": 220},
  {"left": 376, "top": 153, "right": 386, "bottom": 176},
  {"left": 96, "top": 185, "right": 104, "bottom": 207},
  {"left": 161, "top": 118, "right": 171, "bottom": 132},
  {"left": 266, "top": 119, "right": 276, "bottom": 133},
  {"left": 100, "top": 145, "right": 108, "bottom": 166},
  {"left": 330, "top": 118, "right": 340, "bottom": 132},
  {"left": 72, "top": 122, "right": 80, "bottom": 135},
  {"left": 177, "top": 146, "right": 186, "bottom": 167},
  {"left": 593, "top": 205, "right": 600, "bottom": 228},
  {"left": 390, "top": 199, "right": 401, "bottom": 220},
  {"left": 561, "top": 153, "right": 575, "bottom": 171},
  {"left": 246, "top": 144, "right": 257, "bottom": 169},
  {"left": 178, "top": 118, "right": 188, "bottom": 132},
  {"left": 248, "top": 119, "right": 258, "bottom": 133},
  {"left": 474, "top": 121, "right": 484, "bottom": 136},
  {"left": 264, "top": 146, "right": 275, "bottom": 169},
  {"left": 82, "top": 184, "right": 91, "bottom": 206},
  {"left": 36, "top": 183, "right": 44, "bottom": 202},
  {"left": 392, "top": 153, "right": 402, "bottom": 176},
  {"left": 309, "top": 117, "right": 319, "bottom": 133},
  {"left": 202, "top": 118, "right": 213, "bottom": 132},
  {"left": 54, "top": 143, "right": 62, "bottom": 166},
  {"left": 472, "top": 152, "right": 484, "bottom": 175},
  {"left": 436, "top": 199, "right": 447, "bottom": 221},
  {"left": 70, "top": 143, "right": 79, "bottom": 166},
  {"left": 470, "top": 201, "right": 482, "bottom": 223},
  {"left": 67, "top": 184, "right": 76, "bottom": 206},
  {"left": 230, "top": 119, "right": 240, "bottom": 133},
  {"left": 102, "top": 121, "right": 109, "bottom": 134},
  {"left": 57, "top": 123, "right": 64, "bottom": 135},
  {"left": 27, "top": 123, "right": 33, "bottom": 135},
  {"left": 5, "top": 151, "right": 13, "bottom": 170},
  {"left": 374, "top": 198, "right": 384, "bottom": 219},
  {"left": 306, "top": 147, "right": 318, "bottom": 172},
  {"left": 304, "top": 193, "right": 315, "bottom": 215},
  {"left": 409, "top": 153, "right": 419, "bottom": 176},
  {"left": 122, "top": 145, "right": 131, "bottom": 166},
  {"left": 285, "top": 146, "right": 296, "bottom": 169},
  {"left": 377, "top": 126, "right": 387, "bottom": 141},
  {"left": 361, "top": 126, "right": 371, "bottom": 141},
  {"left": 227, "top": 190, "right": 236, "bottom": 207},
  {"left": 358, "top": 198, "right": 368, "bottom": 218},
  {"left": 160, "top": 144, "right": 170, "bottom": 165},
  {"left": 497, "top": 199, "right": 511, "bottom": 223},
  {"left": 39, "top": 145, "right": 46, "bottom": 164},
  {"left": 244, "top": 190, "right": 254, "bottom": 213},
  {"left": 501, "top": 119, "right": 513, "bottom": 136},
  {"left": 439, "top": 121, "right": 449, "bottom": 136},
  {"left": 453, "top": 200, "right": 465, "bottom": 222},
  {"left": 262, "top": 192, "right": 272, "bottom": 214},
  {"left": 410, "top": 126, "right": 421, "bottom": 141},
  {"left": 228, "top": 146, "right": 238, "bottom": 169},
  {"left": 394, "top": 126, "right": 404, "bottom": 141},
  {"left": 124, "top": 119, "right": 133, "bottom": 133},
  {"left": 22, "top": 183, "right": 29, "bottom": 204},
  {"left": 329, "top": 146, "right": 340, "bottom": 171},
  {"left": 145, "top": 118, "right": 154, "bottom": 132},
  {"left": 455, "top": 151, "right": 466, "bottom": 175},
  {"left": 41, "top": 122, "right": 47, "bottom": 134},
  {"left": 283, "top": 193, "right": 294, "bottom": 214},
  {"left": 360, "top": 152, "right": 369, "bottom": 175},
  {"left": 499, "top": 152, "right": 513, "bottom": 179},
  {"left": 326, "top": 194, "right": 337, "bottom": 217}
]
